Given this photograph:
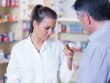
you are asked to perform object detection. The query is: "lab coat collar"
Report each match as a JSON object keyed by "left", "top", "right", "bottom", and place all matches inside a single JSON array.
[{"left": 27, "top": 35, "right": 48, "bottom": 53}]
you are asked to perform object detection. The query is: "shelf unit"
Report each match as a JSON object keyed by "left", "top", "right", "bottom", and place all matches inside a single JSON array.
[
  {"left": 0, "top": 1, "right": 26, "bottom": 82},
  {"left": 0, "top": 7, "right": 18, "bottom": 53}
]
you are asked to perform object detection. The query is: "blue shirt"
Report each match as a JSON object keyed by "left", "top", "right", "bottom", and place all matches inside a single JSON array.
[{"left": 77, "top": 21, "right": 110, "bottom": 83}]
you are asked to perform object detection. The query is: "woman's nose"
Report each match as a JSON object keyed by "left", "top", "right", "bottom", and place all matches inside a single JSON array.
[{"left": 48, "top": 29, "right": 53, "bottom": 35}]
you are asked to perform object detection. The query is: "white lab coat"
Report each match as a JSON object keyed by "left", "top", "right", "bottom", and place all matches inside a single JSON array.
[{"left": 7, "top": 36, "right": 74, "bottom": 83}]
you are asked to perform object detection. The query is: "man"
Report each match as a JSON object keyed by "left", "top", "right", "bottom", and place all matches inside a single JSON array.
[{"left": 72, "top": 0, "right": 110, "bottom": 83}]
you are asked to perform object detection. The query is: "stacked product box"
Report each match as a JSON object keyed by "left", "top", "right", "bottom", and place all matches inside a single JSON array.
[{"left": 59, "top": 23, "right": 83, "bottom": 33}]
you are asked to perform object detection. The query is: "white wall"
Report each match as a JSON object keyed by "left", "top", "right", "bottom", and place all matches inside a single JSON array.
[{"left": 63, "top": 0, "right": 77, "bottom": 18}]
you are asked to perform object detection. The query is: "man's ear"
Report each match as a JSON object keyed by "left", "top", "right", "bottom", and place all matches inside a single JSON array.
[{"left": 83, "top": 12, "right": 91, "bottom": 27}]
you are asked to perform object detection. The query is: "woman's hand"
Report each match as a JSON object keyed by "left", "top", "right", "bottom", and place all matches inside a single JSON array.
[{"left": 64, "top": 45, "right": 74, "bottom": 70}]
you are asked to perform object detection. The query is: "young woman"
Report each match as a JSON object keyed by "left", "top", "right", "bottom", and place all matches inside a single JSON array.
[{"left": 7, "top": 5, "right": 74, "bottom": 83}]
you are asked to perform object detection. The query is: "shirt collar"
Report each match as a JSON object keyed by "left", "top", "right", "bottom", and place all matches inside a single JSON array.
[{"left": 88, "top": 21, "right": 110, "bottom": 42}]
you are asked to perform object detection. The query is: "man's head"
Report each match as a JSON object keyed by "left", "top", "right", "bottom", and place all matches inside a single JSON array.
[{"left": 73, "top": 0, "right": 110, "bottom": 35}]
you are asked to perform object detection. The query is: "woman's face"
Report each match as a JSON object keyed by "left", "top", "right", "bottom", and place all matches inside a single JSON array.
[{"left": 33, "top": 17, "right": 56, "bottom": 41}]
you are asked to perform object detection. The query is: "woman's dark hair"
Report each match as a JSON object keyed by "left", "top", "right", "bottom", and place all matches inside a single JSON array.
[
  {"left": 73, "top": 0, "right": 110, "bottom": 21},
  {"left": 29, "top": 4, "right": 57, "bottom": 34}
]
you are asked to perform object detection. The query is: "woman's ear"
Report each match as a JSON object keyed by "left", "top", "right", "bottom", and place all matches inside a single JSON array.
[{"left": 33, "top": 20, "right": 38, "bottom": 28}]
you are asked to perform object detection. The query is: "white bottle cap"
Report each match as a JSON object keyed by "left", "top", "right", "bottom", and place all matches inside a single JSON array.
[{"left": 68, "top": 42, "right": 75, "bottom": 48}]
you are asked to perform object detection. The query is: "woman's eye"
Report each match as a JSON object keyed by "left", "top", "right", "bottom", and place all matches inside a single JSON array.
[
  {"left": 45, "top": 26, "right": 50, "bottom": 30},
  {"left": 44, "top": 26, "right": 55, "bottom": 32},
  {"left": 45, "top": 28, "right": 50, "bottom": 30}
]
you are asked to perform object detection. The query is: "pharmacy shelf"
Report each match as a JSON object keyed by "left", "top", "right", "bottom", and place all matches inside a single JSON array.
[
  {"left": 57, "top": 32, "right": 88, "bottom": 41},
  {"left": 57, "top": 18, "right": 79, "bottom": 22},
  {"left": 0, "top": 21, "right": 18, "bottom": 24},
  {"left": 0, "top": 40, "right": 18, "bottom": 45},
  {"left": 0, "top": 1, "right": 22, "bottom": 69},
  {"left": 0, "top": 62, "right": 8, "bottom": 76},
  {"left": 0, "top": 6, "right": 18, "bottom": 8}
]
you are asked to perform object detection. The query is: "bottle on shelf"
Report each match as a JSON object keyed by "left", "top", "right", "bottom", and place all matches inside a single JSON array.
[
  {"left": 0, "top": 14, "right": 17, "bottom": 23},
  {"left": 0, "top": 32, "right": 15, "bottom": 44},
  {"left": 0, "top": 0, "right": 18, "bottom": 7}
]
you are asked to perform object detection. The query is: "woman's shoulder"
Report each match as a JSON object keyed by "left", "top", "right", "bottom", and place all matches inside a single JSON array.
[{"left": 13, "top": 37, "right": 29, "bottom": 49}]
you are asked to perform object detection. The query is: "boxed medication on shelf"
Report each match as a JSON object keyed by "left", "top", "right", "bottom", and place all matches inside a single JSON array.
[{"left": 57, "top": 22, "right": 84, "bottom": 33}]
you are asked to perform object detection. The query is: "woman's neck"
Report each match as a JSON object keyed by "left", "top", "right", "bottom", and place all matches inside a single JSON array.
[{"left": 31, "top": 33, "right": 44, "bottom": 50}]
